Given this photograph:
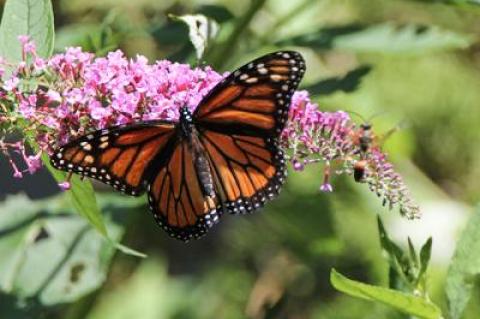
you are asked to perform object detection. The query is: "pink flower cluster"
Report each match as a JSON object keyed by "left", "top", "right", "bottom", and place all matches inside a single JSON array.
[
  {"left": 0, "top": 36, "right": 419, "bottom": 218},
  {"left": 9, "top": 45, "right": 225, "bottom": 147},
  {"left": 281, "top": 91, "right": 419, "bottom": 219}
]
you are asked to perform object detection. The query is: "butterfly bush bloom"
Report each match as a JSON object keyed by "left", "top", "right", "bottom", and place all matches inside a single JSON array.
[
  {"left": 283, "top": 92, "right": 419, "bottom": 218},
  {"left": 0, "top": 36, "right": 419, "bottom": 219}
]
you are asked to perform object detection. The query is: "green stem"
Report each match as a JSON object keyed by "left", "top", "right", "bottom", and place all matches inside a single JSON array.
[
  {"left": 257, "top": 0, "right": 316, "bottom": 45},
  {"left": 206, "top": 0, "right": 267, "bottom": 70}
]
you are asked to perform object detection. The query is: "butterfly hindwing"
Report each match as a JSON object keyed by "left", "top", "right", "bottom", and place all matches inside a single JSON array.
[
  {"left": 194, "top": 51, "right": 305, "bottom": 136},
  {"left": 199, "top": 131, "right": 285, "bottom": 215},
  {"left": 50, "top": 122, "right": 175, "bottom": 196},
  {"left": 147, "top": 140, "right": 222, "bottom": 240}
]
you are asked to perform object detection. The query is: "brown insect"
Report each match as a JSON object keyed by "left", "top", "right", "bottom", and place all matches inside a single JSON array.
[{"left": 350, "top": 119, "right": 400, "bottom": 183}]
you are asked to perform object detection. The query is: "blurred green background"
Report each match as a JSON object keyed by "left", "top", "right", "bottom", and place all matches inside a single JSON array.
[{"left": 2, "top": 0, "right": 480, "bottom": 318}]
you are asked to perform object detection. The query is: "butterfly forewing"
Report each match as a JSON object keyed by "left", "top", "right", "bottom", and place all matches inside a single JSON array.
[
  {"left": 50, "top": 122, "right": 175, "bottom": 195},
  {"left": 194, "top": 51, "right": 305, "bottom": 136}
]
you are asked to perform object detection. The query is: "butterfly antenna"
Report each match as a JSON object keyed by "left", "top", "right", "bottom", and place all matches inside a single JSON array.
[
  {"left": 345, "top": 110, "right": 394, "bottom": 126},
  {"left": 366, "top": 110, "right": 391, "bottom": 123},
  {"left": 381, "top": 118, "right": 410, "bottom": 141},
  {"left": 344, "top": 110, "right": 368, "bottom": 124}
]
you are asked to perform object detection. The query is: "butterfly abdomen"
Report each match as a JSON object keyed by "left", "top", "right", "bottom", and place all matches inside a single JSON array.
[
  {"left": 180, "top": 106, "right": 216, "bottom": 199},
  {"left": 193, "top": 148, "right": 216, "bottom": 198}
]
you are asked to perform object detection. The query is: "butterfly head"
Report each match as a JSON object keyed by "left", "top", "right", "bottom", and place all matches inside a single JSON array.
[
  {"left": 179, "top": 106, "right": 193, "bottom": 137},
  {"left": 179, "top": 106, "right": 193, "bottom": 122}
]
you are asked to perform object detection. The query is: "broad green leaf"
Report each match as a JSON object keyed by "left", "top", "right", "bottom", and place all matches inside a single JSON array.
[
  {"left": 0, "top": 0, "right": 54, "bottom": 62},
  {"left": 333, "top": 23, "right": 473, "bottom": 54},
  {"left": 0, "top": 194, "right": 61, "bottom": 293},
  {"left": 150, "top": 21, "right": 189, "bottom": 46},
  {"left": 303, "top": 65, "right": 371, "bottom": 96},
  {"left": 0, "top": 194, "right": 125, "bottom": 305},
  {"left": 446, "top": 205, "right": 480, "bottom": 319},
  {"left": 55, "top": 23, "right": 119, "bottom": 56},
  {"left": 197, "top": 4, "right": 235, "bottom": 23},
  {"left": 330, "top": 269, "right": 443, "bottom": 319},
  {"left": 169, "top": 14, "right": 219, "bottom": 60},
  {"left": 41, "top": 154, "right": 107, "bottom": 236},
  {"left": 277, "top": 23, "right": 473, "bottom": 54},
  {"left": 275, "top": 25, "right": 363, "bottom": 49},
  {"left": 55, "top": 24, "right": 100, "bottom": 51}
]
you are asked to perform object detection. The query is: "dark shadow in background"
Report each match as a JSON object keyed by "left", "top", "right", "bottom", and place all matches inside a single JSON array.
[{"left": 0, "top": 155, "right": 59, "bottom": 201}]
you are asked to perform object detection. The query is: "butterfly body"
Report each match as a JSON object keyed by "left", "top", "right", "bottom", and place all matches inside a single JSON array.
[
  {"left": 179, "top": 107, "right": 217, "bottom": 199},
  {"left": 51, "top": 51, "right": 306, "bottom": 241}
]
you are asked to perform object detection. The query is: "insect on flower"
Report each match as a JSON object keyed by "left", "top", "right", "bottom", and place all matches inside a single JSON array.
[
  {"left": 50, "top": 51, "right": 306, "bottom": 241},
  {"left": 351, "top": 118, "right": 403, "bottom": 184},
  {"left": 351, "top": 123, "right": 374, "bottom": 183}
]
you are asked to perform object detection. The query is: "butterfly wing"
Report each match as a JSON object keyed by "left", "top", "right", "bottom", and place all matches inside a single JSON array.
[
  {"left": 194, "top": 51, "right": 305, "bottom": 136},
  {"left": 147, "top": 139, "right": 221, "bottom": 241},
  {"left": 51, "top": 120, "right": 219, "bottom": 241},
  {"left": 199, "top": 130, "right": 285, "bottom": 214},
  {"left": 194, "top": 51, "right": 305, "bottom": 214},
  {"left": 50, "top": 121, "right": 175, "bottom": 195}
]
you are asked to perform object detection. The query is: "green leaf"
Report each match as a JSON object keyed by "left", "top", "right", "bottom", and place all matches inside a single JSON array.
[
  {"left": 446, "top": 205, "right": 480, "bottom": 319},
  {"left": 275, "top": 24, "right": 363, "bottom": 49},
  {"left": 68, "top": 175, "right": 107, "bottom": 236},
  {"left": 408, "top": 237, "right": 419, "bottom": 268},
  {"left": 377, "top": 217, "right": 406, "bottom": 267},
  {"left": 330, "top": 269, "right": 443, "bottom": 319},
  {"left": 0, "top": 194, "right": 124, "bottom": 305},
  {"left": 277, "top": 23, "right": 473, "bottom": 54},
  {"left": 149, "top": 21, "right": 189, "bottom": 46},
  {"left": 333, "top": 23, "right": 473, "bottom": 54},
  {"left": 169, "top": 14, "right": 220, "bottom": 61},
  {"left": 303, "top": 65, "right": 371, "bottom": 96},
  {"left": 197, "top": 4, "right": 234, "bottom": 23},
  {"left": 377, "top": 217, "right": 415, "bottom": 291},
  {"left": 41, "top": 154, "right": 107, "bottom": 236},
  {"left": 0, "top": 0, "right": 55, "bottom": 62},
  {"left": 419, "top": 237, "right": 433, "bottom": 279}
]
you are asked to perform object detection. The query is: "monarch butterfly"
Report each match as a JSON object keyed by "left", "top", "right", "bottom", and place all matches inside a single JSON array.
[{"left": 50, "top": 51, "right": 306, "bottom": 241}]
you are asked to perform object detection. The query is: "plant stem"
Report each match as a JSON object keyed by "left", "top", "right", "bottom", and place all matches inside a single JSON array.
[
  {"left": 206, "top": 0, "right": 267, "bottom": 70},
  {"left": 257, "top": 0, "right": 316, "bottom": 45}
]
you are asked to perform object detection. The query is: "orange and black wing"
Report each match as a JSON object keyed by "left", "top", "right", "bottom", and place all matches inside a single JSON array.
[
  {"left": 194, "top": 51, "right": 305, "bottom": 136},
  {"left": 199, "top": 130, "right": 285, "bottom": 214},
  {"left": 193, "top": 51, "right": 305, "bottom": 215},
  {"left": 50, "top": 121, "right": 175, "bottom": 196},
  {"left": 147, "top": 140, "right": 222, "bottom": 241}
]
